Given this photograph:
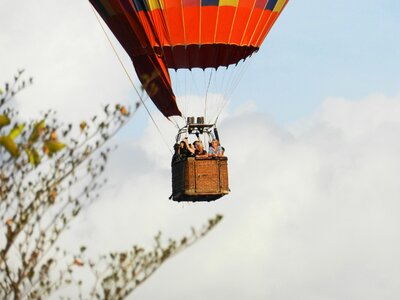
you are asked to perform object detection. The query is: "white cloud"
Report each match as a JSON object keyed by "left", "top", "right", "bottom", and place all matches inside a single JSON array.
[
  {"left": 61, "top": 94, "right": 400, "bottom": 299},
  {"left": 1, "top": 1, "right": 134, "bottom": 122}
]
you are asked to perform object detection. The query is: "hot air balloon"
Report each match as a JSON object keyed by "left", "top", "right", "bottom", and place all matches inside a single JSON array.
[{"left": 89, "top": 0, "right": 288, "bottom": 201}]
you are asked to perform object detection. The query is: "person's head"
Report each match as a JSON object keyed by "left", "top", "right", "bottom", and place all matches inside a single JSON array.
[
  {"left": 181, "top": 137, "right": 189, "bottom": 147},
  {"left": 173, "top": 143, "right": 180, "bottom": 151},
  {"left": 194, "top": 140, "right": 203, "bottom": 151},
  {"left": 211, "top": 139, "right": 219, "bottom": 148},
  {"left": 180, "top": 141, "right": 186, "bottom": 149}
]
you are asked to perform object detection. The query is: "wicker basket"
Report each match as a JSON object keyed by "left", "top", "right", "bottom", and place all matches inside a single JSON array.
[{"left": 171, "top": 157, "right": 229, "bottom": 202}]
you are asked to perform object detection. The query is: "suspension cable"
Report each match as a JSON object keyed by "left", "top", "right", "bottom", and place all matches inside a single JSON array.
[
  {"left": 204, "top": 69, "right": 213, "bottom": 122},
  {"left": 91, "top": 5, "right": 143, "bottom": 101},
  {"left": 90, "top": 5, "right": 173, "bottom": 154},
  {"left": 212, "top": 56, "right": 254, "bottom": 125}
]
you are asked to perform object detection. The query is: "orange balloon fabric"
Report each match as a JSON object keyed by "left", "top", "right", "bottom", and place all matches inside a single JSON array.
[
  {"left": 133, "top": 0, "right": 288, "bottom": 69},
  {"left": 90, "top": 0, "right": 288, "bottom": 117}
]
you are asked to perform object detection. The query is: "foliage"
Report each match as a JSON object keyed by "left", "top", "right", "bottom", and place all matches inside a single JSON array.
[{"left": 0, "top": 71, "right": 223, "bottom": 299}]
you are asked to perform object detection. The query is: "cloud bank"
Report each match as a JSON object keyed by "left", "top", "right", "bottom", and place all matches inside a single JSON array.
[
  {"left": 1, "top": 1, "right": 133, "bottom": 122},
  {"left": 64, "top": 94, "right": 400, "bottom": 300}
]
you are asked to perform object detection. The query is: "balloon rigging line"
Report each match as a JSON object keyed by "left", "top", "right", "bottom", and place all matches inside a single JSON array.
[
  {"left": 225, "top": 58, "right": 252, "bottom": 105},
  {"left": 228, "top": 57, "right": 252, "bottom": 99},
  {"left": 173, "top": 69, "right": 190, "bottom": 122},
  {"left": 212, "top": 65, "right": 233, "bottom": 122},
  {"left": 211, "top": 64, "right": 241, "bottom": 122},
  {"left": 194, "top": 55, "right": 252, "bottom": 124},
  {"left": 170, "top": 116, "right": 181, "bottom": 130},
  {"left": 190, "top": 69, "right": 203, "bottom": 95},
  {"left": 171, "top": 70, "right": 187, "bottom": 120},
  {"left": 141, "top": 92, "right": 177, "bottom": 152},
  {"left": 213, "top": 57, "right": 253, "bottom": 124},
  {"left": 183, "top": 69, "right": 188, "bottom": 120},
  {"left": 91, "top": 5, "right": 142, "bottom": 104},
  {"left": 90, "top": 5, "right": 173, "bottom": 154},
  {"left": 204, "top": 70, "right": 213, "bottom": 122}
]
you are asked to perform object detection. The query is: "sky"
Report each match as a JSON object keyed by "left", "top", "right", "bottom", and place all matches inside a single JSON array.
[{"left": 2, "top": 0, "right": 400, "bottom": 299}]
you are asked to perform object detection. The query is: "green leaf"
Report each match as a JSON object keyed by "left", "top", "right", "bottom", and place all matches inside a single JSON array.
[
  {"left": 9, "top": 124, "right": 25, "bottom": 139},
  {"left": 28, "top": 120, "right": 45, "bottom": 143},
  {"left": 0, "top": 136, "right": 20, "bottom": 157},
  {"left": 0, "top": 115, "right": 10, "bottom": 128}
]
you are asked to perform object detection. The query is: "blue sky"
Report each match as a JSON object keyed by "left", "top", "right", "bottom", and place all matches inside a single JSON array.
[
  {"left": 236, "top": 0, "right": 400, "bottom": 123},
  {"left": 2, "top": 0, "right": 399, "bottom": 128},
  {"left": 117, "top": 0, "right": 400, "bottom": 134}
]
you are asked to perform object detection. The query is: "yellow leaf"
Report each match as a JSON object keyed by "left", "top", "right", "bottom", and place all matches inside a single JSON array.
[
  {"left": 9, "top": 124, "right": 25, "bottom": 140},
  {"left": 25, "top": 147, "right": 41, "bottom": 166},
  {"left": 0, "top": 115, "right": 10, "bottom": 128},
  {"left": 0, "top": 136, "right": 20, "bottom": 157},
  {"left": 31, "top": 148, "right": 40, "bottom": 165},
  {"left": 28, "top": 120, "right": 45, "bottom": 143},
  {"left": 44, "top": 140, "right": 65, "bottom": 156}
]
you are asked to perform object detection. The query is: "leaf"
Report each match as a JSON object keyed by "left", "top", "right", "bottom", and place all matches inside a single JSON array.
[
  {"left": 79, "top": 121, "right": 87, "bottom": 131},
  {"left": 73, "top": 258, "right": 84, "bottom": 266},
  {"left": 28, "top": 120, "right": 45, "bottom": 143},
  {"left": 25, "top": 147, "right": 41, "bottom": 166},
  {"left": 120, "top": 106, "right": 129, "bottom": 116},
  {"left": 72, "top": 207, "right": 80, "bottom": 217},
  {"left": 50, "top": 130, "right": 57, "bottom": 140},
  {"left": 27, "top": 269, "right": 35, "bottom": 280},
  {"left": 43, "top": 140, "right": 65, "bottom": 156},
  {"left": 9, "top": 124, "right": 25, "bottom": 139},
  {"left": 31, "top": 148, "right": 41, "bottom": 165},
  {"left": 0, "top": 115, "right": 10, "bottom": 128},
  {"left": 49, "top": 188, "right": 57, "bottom": 204},
  {"left": 0, "top": 135, "right": 20, "bottom": 157}
]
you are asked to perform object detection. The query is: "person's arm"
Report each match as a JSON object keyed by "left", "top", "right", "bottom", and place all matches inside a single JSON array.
[
  {"left": 183, "top": 138, "right": 195, "bottom": 155},
  {"left": 217, "top": 146, "right": 224, "bottom": 157},
  {"left": 208, "top": 147, "right": 216, "bottom": 157},
  {"left": 196, "top": 149, "right": 208, "bottom": 157}
]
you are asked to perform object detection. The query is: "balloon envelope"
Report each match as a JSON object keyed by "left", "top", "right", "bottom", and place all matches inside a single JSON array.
[{"left": 90, "top": 0, "right": 288, "bottom": 117}]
